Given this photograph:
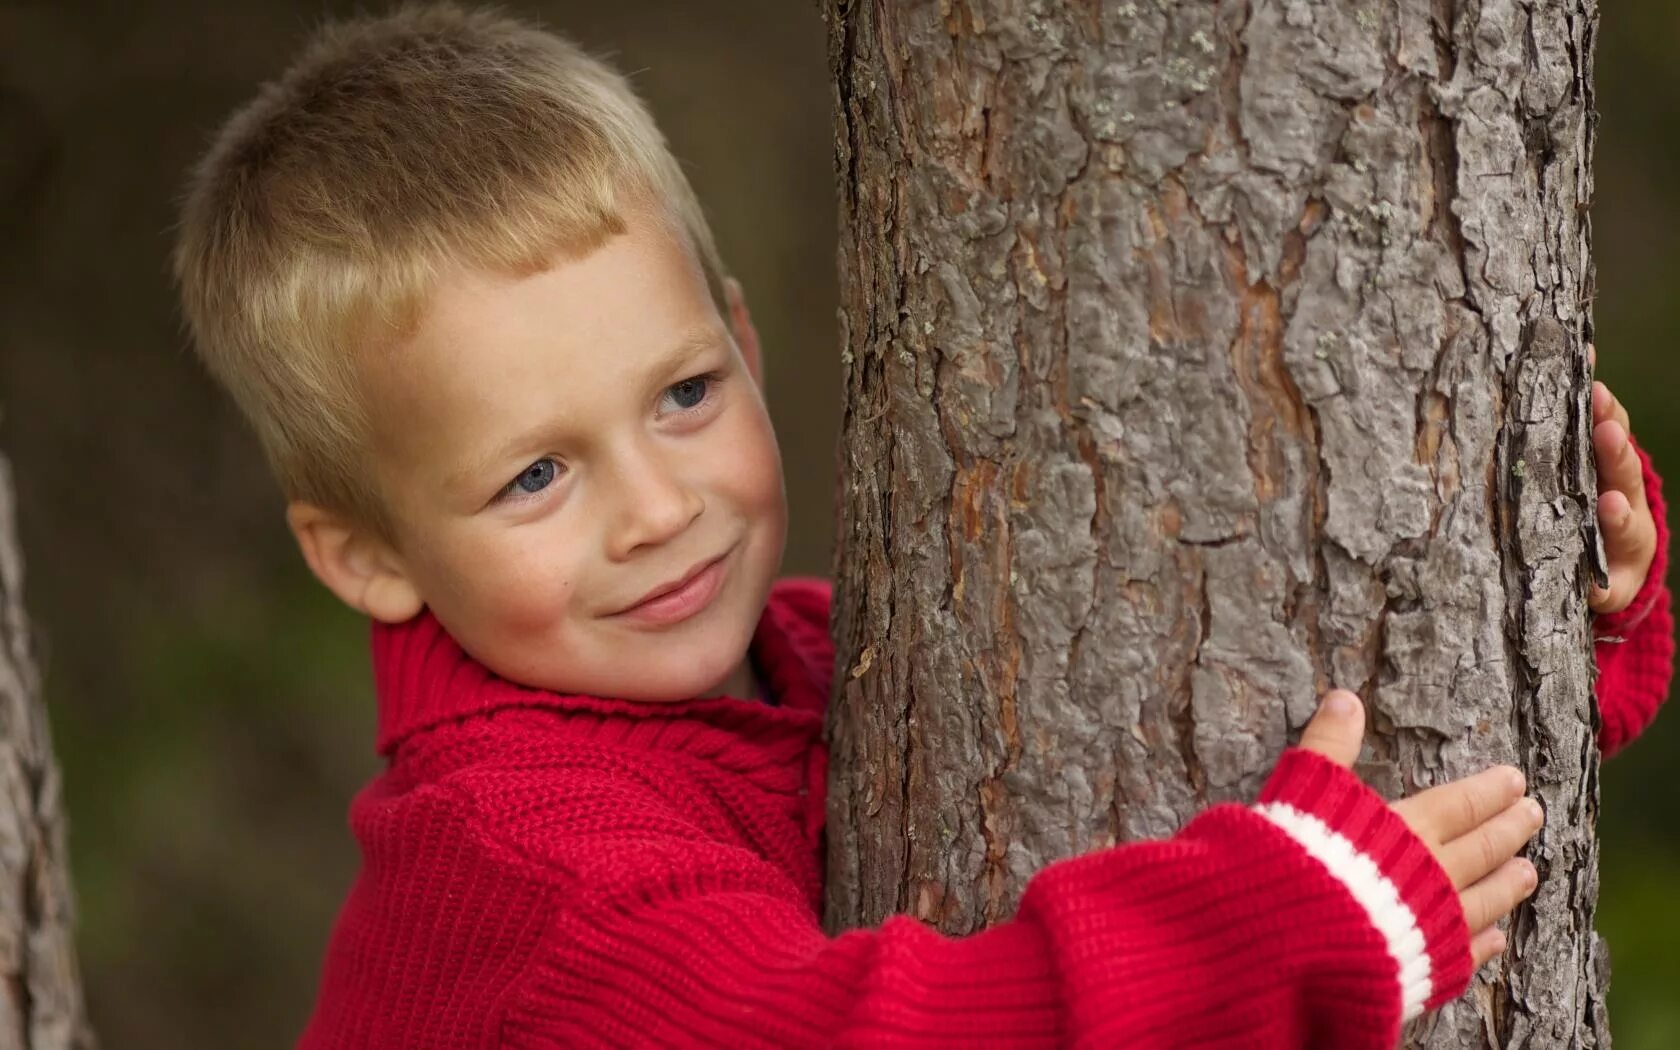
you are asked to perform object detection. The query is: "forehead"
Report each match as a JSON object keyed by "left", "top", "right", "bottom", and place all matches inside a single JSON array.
[{"left": 361, "top": 212, "right": 725, "bottom": 447}]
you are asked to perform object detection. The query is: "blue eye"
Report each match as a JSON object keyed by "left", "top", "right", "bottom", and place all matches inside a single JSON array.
[
  {"left": 510, "top": 458, "right": 558, "bottom": 495},
  {"left": 665, "top": 375, "right": 711, "bottom": 411}
]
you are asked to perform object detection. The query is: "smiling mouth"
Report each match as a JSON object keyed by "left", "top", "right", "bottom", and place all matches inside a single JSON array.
[{"left": 612, "top": 549, "right": 733, "bottom": 626}]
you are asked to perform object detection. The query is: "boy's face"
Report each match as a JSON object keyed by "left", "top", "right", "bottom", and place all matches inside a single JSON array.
[{"left": 326, "top": 208, "right": 786, "bottom": 702}]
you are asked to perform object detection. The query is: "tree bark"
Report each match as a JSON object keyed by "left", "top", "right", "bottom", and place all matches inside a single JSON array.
[
  {"left": 0, "top": 452, "right": 91, "bottom": 1049},
  {"left": 823, "top": 1, "right": 1607, "bottom": 1045}
]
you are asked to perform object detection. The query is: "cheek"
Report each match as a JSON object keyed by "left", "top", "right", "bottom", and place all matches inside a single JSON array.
[
  {"left": 717, "top": 403, "right": 784, "bottom": 509},
  {"left": 496, "top": 571, "right": 581, "bottom": 636},
  {"left": 435, "top": 528, "right": 587, "bottom": 634}
]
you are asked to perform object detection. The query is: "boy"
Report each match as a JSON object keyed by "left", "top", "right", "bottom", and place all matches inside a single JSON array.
[{"left": 171, "top": 5, "right": 1671, "bottom": 1047}]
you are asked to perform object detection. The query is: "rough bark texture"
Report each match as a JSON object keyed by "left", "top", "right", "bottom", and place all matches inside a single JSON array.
[
  {"left": 823, "top": 1, "right": 1607, "bottom": 1045},
  {"left": 0, "top": 453, "right": 91, "bottom": 1050}
]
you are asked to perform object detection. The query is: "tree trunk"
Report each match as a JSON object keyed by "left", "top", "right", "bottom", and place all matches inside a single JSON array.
[
  {"left": 0, "top": 452, "right": 91, "bottom": 1049},
  {"left": 823, "top": 1, "right": 1607, "bottom": 1045}
]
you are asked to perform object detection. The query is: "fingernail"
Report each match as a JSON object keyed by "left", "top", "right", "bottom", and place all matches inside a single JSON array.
[
  {"left": 1491, "top": 931, "right": 1508, "bottom": 954},
  {"left": 1525, "top": 798, "right": 1544, "bottom": 824},
  {"left": 1324, "top": 692, "right": 1356, "bottom": 716},
  {"left": 1507, "top": 768, "right": 1526, "bottom": 794},
  {"left": 1521, "top": 861, "right": 1538, "bottom": 889}
]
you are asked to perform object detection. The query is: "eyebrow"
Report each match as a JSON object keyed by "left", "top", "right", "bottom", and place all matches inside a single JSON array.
[
  {"left": 444, "top": 324, "right": 729, "bottom": 496},
  {"left": 643, "top": 324, "right": 729, "bottom": 385}
]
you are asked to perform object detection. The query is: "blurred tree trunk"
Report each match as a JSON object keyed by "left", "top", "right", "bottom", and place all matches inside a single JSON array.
[
  {"left": 823, "top": 1, "right": 1608, "bottom": 1045},
  {"left": 0, "top": 452, "right": 91, "bottom": 1049}
]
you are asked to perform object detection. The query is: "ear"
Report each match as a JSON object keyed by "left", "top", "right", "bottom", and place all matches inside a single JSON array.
[
  {"left": 724, "top": 277, "right": 764, "bottom": 386},
  {"left": 286, "top": 501, "right": 424, "bottom": 624}
]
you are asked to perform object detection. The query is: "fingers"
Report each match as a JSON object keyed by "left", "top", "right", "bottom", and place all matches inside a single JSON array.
[
  {"left": 1383, "top": 758, "right": 1543, "bottom": 967},
  {"left": 1591, "top": 491, "right": 1642, "bottom": 613},
  {"left": 1591, "top": 419, "right": 1658, "bottom": 614},
  {"left": 1590, "top": 384, "right": 1657, "bottom": 614},
  {"left": 1459, "top": 856, "right": 1539, "bottom": 935},
  {"left": 1597, "top": 488, "right": 1632, "bottom": 532},
  {"left": 1594, "top": 417, "right": 1646, "bottom": 511},
  {"left": 1393, "top": 765, "right": 1526, "bottom": 847},
  {"left": 1470, "top": 926, "right": 1509, "bottom": 969},
  {"left": 1435, "top": 796, "right": 1545, "bottom": 888},
  {"left": 1592, "top": 380, "right": 1632, "bottom": 436},
  {"left": 1296, "top": 690, "right": 1364, "bottom": 769},
  {"left": 1581, "top": 366, "right": 1658, "bottom": 613}
]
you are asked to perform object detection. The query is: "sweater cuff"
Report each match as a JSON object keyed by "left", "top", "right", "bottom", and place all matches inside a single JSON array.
[{"left": 1255, "top": 748, "right": 1470, "bottom": 1020}]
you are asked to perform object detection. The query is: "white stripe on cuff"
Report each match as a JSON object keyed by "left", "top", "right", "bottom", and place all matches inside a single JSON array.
[{"left": 1254, "top": 801, "right": 1433, "bottom": 1021}]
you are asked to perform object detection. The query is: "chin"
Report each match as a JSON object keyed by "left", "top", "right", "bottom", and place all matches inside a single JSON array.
[
  {"left": 603, "top": 670, "right": 733, "bottom": 704},
  {"left": 654, "top": 653, "right": 749, "bottom": 701},
  {"left": 629, "top": 623, "right": 757, "bottom": 701}
]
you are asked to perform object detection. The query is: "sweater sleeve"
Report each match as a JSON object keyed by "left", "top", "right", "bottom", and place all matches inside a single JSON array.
[
  {"left": 1594, "top": 442, "right": 1675, "bottom": 757},
  {"left": 500, "top": 749, "right": 1468, "bottom": 1049}
]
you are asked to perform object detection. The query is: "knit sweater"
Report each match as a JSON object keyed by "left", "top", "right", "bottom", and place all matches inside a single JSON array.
[{"left": 297, "top": 458, "right": 1671, "bottom": 1048}]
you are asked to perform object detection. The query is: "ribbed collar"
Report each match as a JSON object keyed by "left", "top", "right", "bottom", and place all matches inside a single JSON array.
[{"left": 370, "top": 579, "right": 833, "bottom": 757}]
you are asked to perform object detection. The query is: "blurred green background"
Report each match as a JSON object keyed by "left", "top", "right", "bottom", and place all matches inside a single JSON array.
[{"left": 0, "top": 2, "right": 1674, "bottom": 1047}]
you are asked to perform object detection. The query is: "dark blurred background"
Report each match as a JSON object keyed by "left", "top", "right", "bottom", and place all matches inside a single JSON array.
[{"left": 0, "top": 2, "right": 1674, "bottom": 1047}]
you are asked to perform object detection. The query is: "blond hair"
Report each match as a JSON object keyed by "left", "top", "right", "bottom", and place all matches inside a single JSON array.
[{"left": 173, "top": 3, "right": 727, "bottom": 534}]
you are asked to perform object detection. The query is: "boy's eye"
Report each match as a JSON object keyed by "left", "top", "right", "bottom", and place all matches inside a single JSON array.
[
  {"left": 664, "top": 375, "right": 712, "bottom": 412},
  {"left": 508, "top": 458, "right": 558, "bottom": 495}
]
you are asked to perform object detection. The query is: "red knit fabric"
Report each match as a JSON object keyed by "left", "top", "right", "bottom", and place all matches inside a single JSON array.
[
  {"left": 1594, "top": 443, "right": 1674, "bottom": 757},
  {"left": 297, "top": 579, "right": 1510, "bottom": 1049}
]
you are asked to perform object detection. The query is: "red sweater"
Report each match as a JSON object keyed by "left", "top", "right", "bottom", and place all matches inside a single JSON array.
[{"left": 298, "top": 461, "right": 1671, "bottom": 1049}]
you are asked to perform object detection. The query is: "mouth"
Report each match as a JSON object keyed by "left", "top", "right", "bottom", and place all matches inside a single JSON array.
[{"left": 611, "top": 548, "right": 734, "bottom": 626}]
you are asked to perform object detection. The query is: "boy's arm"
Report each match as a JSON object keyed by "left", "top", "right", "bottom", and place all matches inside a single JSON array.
[
  {"left": 502, "top": 748, "right": 1474, "bottom": 1049},
  {"left": 1594, "top": 442, "right": 1675, "bottom": 757}
]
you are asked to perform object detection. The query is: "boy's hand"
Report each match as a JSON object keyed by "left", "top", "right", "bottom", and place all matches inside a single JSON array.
[
  {"left": 1298, "top": 690, "right": 1543, "bottom": 968},
  {"left": 1590, "top": 345, "right": 1658, "bottom": 615}
]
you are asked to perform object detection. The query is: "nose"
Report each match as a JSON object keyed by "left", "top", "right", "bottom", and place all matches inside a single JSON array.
[{"left": 604, "top": 440, "right": 703, "bottom": 561}]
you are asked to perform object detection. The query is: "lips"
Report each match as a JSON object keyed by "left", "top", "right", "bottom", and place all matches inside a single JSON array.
[{"left": 611, "top": 549, "right": 732, "bottom": 626}]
